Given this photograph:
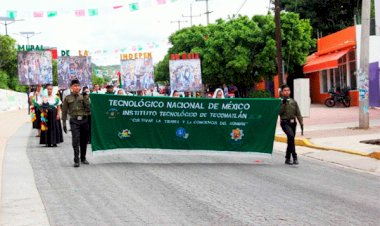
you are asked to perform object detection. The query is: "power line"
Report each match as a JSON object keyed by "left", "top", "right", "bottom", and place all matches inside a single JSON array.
[
  {"left": 182, "top": 3, "right": 201, "bottom": 26},
  {"left": 171, "top": 20, "right": 188, "bottom": 30},
  {"left": 195, "top": 0, "right": 213, "bottom": 25},
  {"left": 234, "top": 0, "right": 248, "bottom": 17}
]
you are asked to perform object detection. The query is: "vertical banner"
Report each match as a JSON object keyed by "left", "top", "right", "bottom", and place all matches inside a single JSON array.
[
  {"left": 57, "top": 56, "right": 92, "bottom": 89},
  {"left": 91, "top": 94, "right": 280, "bottom": 153},
  {"left": 17, "top": 51, "right": 53, "bottom": 85},
  {"left": 169, "top": 59, "right": 202, "bottom": 92},
  {"left": 120, "top": 58, "right": 155, "bottom": 91}
]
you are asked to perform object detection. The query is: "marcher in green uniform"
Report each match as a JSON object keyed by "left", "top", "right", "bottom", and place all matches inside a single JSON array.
[
  {"left": 279, "top": 84, "right": 303, "bottom": 165},
  {"left": 62, "top": 79, "right": 91, "bottom": 167}
]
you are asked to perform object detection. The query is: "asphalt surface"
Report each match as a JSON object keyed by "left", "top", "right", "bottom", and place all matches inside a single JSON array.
[{"left": 23, "top": 129, "right": 380, "bottom": 226}]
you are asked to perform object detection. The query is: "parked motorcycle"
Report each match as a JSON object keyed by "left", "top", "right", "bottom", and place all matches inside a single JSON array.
[{"left": 324, "top": 87, "right": 351, "bottom": 107}]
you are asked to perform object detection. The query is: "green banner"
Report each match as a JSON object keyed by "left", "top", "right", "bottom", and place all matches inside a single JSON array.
[{"left": 90, "top": 94, "right": 280, "bottom": 154}]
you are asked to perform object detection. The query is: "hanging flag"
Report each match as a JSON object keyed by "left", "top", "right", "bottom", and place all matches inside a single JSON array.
[
  {"left": 47, "top": 11, "right": 57, "bottom": 18},
  {"left": 75, "top": 9, "right": 85, "bottom": 17},
  {"left": 88, "top": 9, "right": 98, "bottom": 16},
  {"left": 33, "top": 11, "right": 44, "bottom": 18},
  {"left": 138, "top": 45, "right": 143, "bottom": 51},
  {"left": 129, "top": 3, "right": 139, "bottom": 11},
  {"left": 113, "top": 5, "right": 124, "bottom": 9},
  {"left": 7, "top": 11, "right": 17, "bottom": 19},
  {"left": 157, "top": 0, "right": 166, "bottom": 5}
]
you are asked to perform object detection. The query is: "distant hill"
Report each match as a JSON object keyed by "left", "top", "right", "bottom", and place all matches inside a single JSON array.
[{"left": 92, "top": 64, "right": 120, "bottom": 79}]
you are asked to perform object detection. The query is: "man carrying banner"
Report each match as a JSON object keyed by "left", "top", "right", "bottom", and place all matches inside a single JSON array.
[
  {"left": 62, "top": 79, "right": 91, "bottom": 167},
  {"left": 279, "top": 84, "right": 303, "bottom": 165}
]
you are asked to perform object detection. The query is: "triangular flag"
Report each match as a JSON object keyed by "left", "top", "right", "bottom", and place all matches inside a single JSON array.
[
  {"left": 157, "top": 0, "right": 166, "bottom": 5},
  {"left": 88, "top": 9, "right": 98, "bottom": 16},
  {"left": 7, "top": 11, "right": 17, "bottom": 19},
  {"left": 129, "top": 3, "right": 139, "bottom": 11},
  {"left": 47, "top": 11, "right": 57, "bottom": 18},
  {"left": 75, "top": 9, "right": 85, "bottom": 17},
  {"left": 33, "top": 11, "right": 44, "bottom": 18},
  {"left": 113, "top": 5, "right": 124, "bottom": 9}
]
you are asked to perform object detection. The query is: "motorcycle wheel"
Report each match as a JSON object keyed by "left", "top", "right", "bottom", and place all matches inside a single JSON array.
[
  {"left": 324, "top": 98, "right": 335, "bottom": 107},
  {"left": 343, "top": 98, "right": 351, "bottom": 107}
]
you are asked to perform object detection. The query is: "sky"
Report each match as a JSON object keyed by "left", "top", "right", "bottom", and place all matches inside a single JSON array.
[{"left": 0, "top": 0, "right": 271, "bottom": 65}]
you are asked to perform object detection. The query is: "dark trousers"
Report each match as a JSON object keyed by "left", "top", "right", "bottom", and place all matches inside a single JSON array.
[
  {"left": 70, "top": 118, "right": 89, "bottom": 163},
  {"left": 280, "top": 120, "right": 297, "bottom": 160}
]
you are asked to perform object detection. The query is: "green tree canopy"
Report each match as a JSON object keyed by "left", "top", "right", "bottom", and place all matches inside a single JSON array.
[
  {"left": 279, "top": 0, "right": 375, "bottom": 38},
  {"left": 0, "top": 35, "right": 27, "bottom": 92},
  {"left": 155, "top": 13, "right": 315, "bottom": 95}
]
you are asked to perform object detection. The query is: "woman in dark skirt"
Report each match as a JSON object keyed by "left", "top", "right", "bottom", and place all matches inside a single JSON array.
[{"left": 39, "top": 84, "right": 64, "bottom": 147}]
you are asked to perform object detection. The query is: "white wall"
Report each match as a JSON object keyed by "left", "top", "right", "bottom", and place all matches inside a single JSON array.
[
  {"left": 355, "top": 25, "right": 380, "bottom": 69},
  {"left": 0, "top": 89, "right": 29, "bottom": 112}
]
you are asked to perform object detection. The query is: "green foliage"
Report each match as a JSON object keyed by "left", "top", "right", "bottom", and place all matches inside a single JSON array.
[
  {"left": 52, "top": 60, "right": 58, "bottom": 86},
  {"left": 154, "top": 54, "right": 170, "bottom": 82},
  {"left": 0, "top": 70, "right": 9, "bottom": 89},
  {"left": 279, "top": 0, "right": 373, "bottom": 38},
  {"left": 0, "top": 35, "right": 18, "bottom": 90},
  {"left": 92, "top": 74, "right": 106, "bottom": 87},
  {"left": 249, "top": 90, "right": 272, "bottom": 98},
  {"left": 155, "top": 13, "right": 314, "bottom": 92}
]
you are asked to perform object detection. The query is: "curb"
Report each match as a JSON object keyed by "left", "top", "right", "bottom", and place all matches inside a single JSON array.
[{"left": 274, "top": 135, "right": 379, "bottom": 159}]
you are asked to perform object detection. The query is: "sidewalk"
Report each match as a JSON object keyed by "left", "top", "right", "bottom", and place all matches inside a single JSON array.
[{"left": 275, "top": 104, "right": 380, "bottom": 159}]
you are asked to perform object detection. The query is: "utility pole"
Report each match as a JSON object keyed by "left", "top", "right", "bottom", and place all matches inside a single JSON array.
[
  {"left": 195, "top": 0, "right": 213, "bottom": 25},
  {"left": 182, "top": 4, "right": 201, "bottom": 26},
  {"left": 274, "top": 0, "right": 284, "bottom": 85},
  {"left": 170, "top": 20, "right": 188, "bottom": 30},
  {"left": 359, "top": 0, "right": 370, "bottom": 129}
]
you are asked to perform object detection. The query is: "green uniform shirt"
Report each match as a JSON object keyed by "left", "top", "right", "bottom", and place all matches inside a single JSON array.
[
  {"left": 279, "top": 98, "right": 303, "bottom": 125},
  {"left": 62, "top": 92, "right": 90, "bottom": 122}
]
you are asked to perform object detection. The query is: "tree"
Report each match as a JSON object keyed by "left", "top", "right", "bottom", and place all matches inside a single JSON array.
[
  {"left": 0, "top": 35, "right": 18, "bottom": 90},
  {"left": 155, "top": 13, "right": 314, "bottom": 96},
  {"left": 92, "top": 74, "right": 106, "bottom": 87},
  {"left": 279, "top": 0, "right": 375, "bottom": 38}
]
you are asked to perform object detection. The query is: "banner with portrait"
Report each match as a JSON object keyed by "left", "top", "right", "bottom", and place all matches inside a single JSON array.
[
  {"left": 120, "top": 58, "right": 155, "bottom": 91},
  {"left": 17, "top": 51, "right": 53, "bottom": 85},
  {"left": 58, "top": 56, "right": 92, "bottom": 89},
  {"left": 169, "top": 59, "right": 202, "bottom": 92}
]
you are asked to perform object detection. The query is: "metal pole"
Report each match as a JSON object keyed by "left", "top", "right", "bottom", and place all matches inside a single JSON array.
[
  {"left": 359, "top": 0, "right": 370, "bottom": 129},
  {"left": 196, "top": 0, "right": 212, "bottom": 25},
  {"left": 206, "top": 0, "right": 209, "bottom": 25},
  {"left": 5, "top": 21, "right": 8, "bottom": 35},
  {"left": 182, "top": 4, "right": 201, "bottom": 26},
  {"left": 275, "top": 0, "right": 283, "bottom": 85}
]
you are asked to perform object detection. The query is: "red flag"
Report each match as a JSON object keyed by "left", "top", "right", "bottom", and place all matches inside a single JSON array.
[
  {"left": 75, "top": 9, "right": 85, "bottom": 17},
  {"left": 117, "top": 71, "right": 122, "bottom": 88}
]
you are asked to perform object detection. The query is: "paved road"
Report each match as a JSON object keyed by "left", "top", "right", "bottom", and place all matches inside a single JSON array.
[{"left": 22, "top": 129, "right": 380, "bottom": 226}]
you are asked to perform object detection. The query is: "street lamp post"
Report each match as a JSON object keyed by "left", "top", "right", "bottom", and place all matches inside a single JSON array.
[
  {"left": 16, "top": 32, "right": 41, "bottom": 45},
  {"left": 0, "top": 17, "right": 24, "bottom": 35}
]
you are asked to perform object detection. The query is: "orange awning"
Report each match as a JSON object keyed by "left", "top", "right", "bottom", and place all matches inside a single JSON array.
[{"left": 303, "top": 48, "right": 352, "bottom": 74}]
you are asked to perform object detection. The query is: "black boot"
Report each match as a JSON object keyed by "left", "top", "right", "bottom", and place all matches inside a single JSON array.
[
  {"left": 285, "top": 159, "right": 293, "bottom": 165},
  {"left": 293, "top": 159, "right": 299, "bottom": 165}
]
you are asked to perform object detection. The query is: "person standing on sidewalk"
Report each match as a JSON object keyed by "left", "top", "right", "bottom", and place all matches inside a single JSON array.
[
  {"left": 62, "top": 79, "right": 91, "bottom": 167},
  {"left": 279, "top": 84, "right": 303, "bottom": 165}
]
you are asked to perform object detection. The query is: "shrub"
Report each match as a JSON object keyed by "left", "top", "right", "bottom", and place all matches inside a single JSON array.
[{"left": 249, "top": 90, "right": 272, "bottom": 98}]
